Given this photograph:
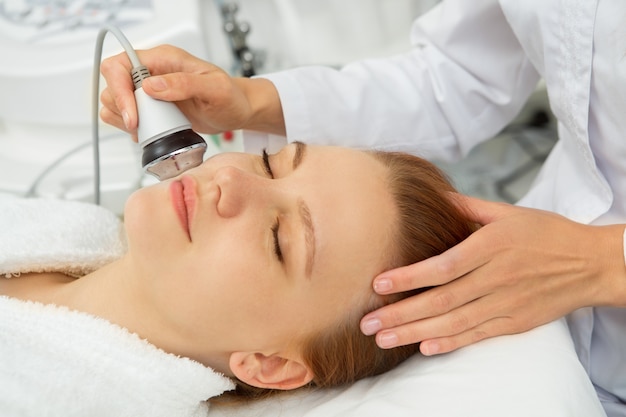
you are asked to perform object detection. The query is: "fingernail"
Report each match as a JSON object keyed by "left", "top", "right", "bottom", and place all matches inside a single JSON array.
[
  {"left": 122, "top": 111, "right": 130, "bottom": 129},
  {"left": 361, "top": 318, "right": 382, "bottom": 335},
  {"left": 146, "top": 76, "right": 167, "bottom": 91},
  {"left": 421, "top": 341, "right": 440, "bottom": 356},
  {"left": 378, "top": 332, "right": 398, "bottom": 348},
  {"left": 373, "top": 277, "right": 392, "bottom": 293}
]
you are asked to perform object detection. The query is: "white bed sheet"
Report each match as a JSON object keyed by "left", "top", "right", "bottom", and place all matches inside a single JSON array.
[{"left": 210, "top": 318, "right": 606, "bottom": 417}]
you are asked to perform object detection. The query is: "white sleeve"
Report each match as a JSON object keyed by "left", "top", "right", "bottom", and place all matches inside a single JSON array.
[{"left": 255, "top": 0, "right": 540, "bottom": 162}]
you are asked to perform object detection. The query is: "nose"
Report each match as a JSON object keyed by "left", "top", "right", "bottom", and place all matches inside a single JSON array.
[{"left": 213, "top": 165, "right": 274, "bottom": 218}]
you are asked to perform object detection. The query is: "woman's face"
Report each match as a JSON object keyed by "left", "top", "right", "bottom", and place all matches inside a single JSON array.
[{"left": 123, "top": 143, "right": 396, "bottom": 367}]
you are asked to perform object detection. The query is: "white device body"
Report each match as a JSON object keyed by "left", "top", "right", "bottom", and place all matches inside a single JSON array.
[{"left": 134, "top": 87, "right": 192, "bottom": 148}]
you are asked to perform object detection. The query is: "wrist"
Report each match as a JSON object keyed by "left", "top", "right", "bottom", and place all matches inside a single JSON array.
[
  {"left": 234, "top": 77, "right": 286, "bottom": 136},
  {"left": 594, "top": 224, "right": 626, "bottom": 307}
]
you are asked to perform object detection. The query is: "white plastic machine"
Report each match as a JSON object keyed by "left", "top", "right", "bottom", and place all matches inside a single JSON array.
[{"left": 0, "top": 0, "right": 437, "bottom": 215}]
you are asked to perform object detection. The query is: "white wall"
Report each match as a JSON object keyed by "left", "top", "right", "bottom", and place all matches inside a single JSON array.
[{"left": 210, "top": 0, "right": 438, "bottom": 72}]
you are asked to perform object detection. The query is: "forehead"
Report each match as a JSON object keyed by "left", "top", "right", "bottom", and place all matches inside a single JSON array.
[{"left": 303, "top": 146, "right": 396, "bottom": 290}]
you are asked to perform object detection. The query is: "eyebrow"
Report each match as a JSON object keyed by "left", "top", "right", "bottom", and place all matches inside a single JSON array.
[
  {"left": 299, "top": 198, "right": 316, "bottom": 279},
  {"left": 292, "top": 140, "right": 306, "bottom": 170},
  {"left": 290, "top": 142, "right": 316, "bottom": 278}
]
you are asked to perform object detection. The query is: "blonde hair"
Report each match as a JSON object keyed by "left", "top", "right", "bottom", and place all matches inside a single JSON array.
[{"left": 217, "top": 150, "right": 476, "bottom": 402}]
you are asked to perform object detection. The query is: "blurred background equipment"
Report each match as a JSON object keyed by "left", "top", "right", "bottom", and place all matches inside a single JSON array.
[{"left": 0, "top": 0, "right": 553, "bottom": 215}]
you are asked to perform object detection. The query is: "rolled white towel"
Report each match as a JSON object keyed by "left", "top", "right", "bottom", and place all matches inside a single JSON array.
[
  {"left": 0, "top": 194, "right": 127, "bottom": 278},
  {"left": 0, "top": 295, "right": 235, "bottom": 417}
]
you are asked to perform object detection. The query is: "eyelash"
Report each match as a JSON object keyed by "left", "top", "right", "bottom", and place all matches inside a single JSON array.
[
  {"left": 262, "top": 149, "right": 283, "bottom": 262},
  {"left": 271, "top": 220, "right": 284, "bottom": 263},
  {"left": 262, "top": 148, "right": 274, "bottom": 178}
]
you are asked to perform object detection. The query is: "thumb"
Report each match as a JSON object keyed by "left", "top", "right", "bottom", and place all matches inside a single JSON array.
[
  {"left": 141, "top": 73, "right": 195, "bottom": 101},
  {"left": 141, "top": 75, "right": 175, "bottom": 101}
]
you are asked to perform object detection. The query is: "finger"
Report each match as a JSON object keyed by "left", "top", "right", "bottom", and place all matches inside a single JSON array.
[
  {"left": 134, "top": 45, "right": 211, "bottom": 75},
  {"left": 100, "top": 54, "right": 138, "bottom": 130},
  {"left": 141, "top": 74, "right": 184, "bottom": 100},
  {"left": 99, "top": 106, "right": 139, "bottom": 142},
  {"left": 99, "top": 106, "right": 125, "bottom": 132},
  {"left": 372, "top": 292, "right": 502, "bottom": 347},
  {"left": 418, "top": 317, "right": 516, "bottom": 355},
  {"left": 142, "top": 71, "right": 230, "bottom": 104},
  {"left": 373, "top": 230, "right": 492, "bottom": 295},
  {"left": 362, "top": 271, "right": 492, "bottom": 336},
  {"left": 100, "top": 88, "right": 125, "bottom": 121}
]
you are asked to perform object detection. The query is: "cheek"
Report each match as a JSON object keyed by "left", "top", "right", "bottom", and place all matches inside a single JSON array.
[
  {"left": 123, "top": 188, "right": 149, "bottom": 232},
  {"left": 124, "top": 183, "right": 174, "bottom": 241},
  {"left": 201, "top": 241, "right": 305, "bottom": 329},
  {"left": 124, "top": 189, "right": 161, "bottom": 253},
  {"left": 123, "top": 186, "right": 187, "bottom": 273},
  {"left": 184, "top": 235, "right": 277, "bottom": 306}
]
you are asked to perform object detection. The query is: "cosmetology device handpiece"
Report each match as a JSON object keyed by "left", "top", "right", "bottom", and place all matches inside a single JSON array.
[
  {"left": 131, "top": 65, "right": 207, "bottom": 181},
  {"left": 92, "top": 25, "right": 207, "bottom": 204}
]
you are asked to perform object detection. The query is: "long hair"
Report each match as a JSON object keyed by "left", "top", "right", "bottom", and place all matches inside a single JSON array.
[
  {"left": 300, "top": 150, "right": 476, "bottom": 387},
  {"left": 217, "top": 150, "right": 476, "bottom": 402}
]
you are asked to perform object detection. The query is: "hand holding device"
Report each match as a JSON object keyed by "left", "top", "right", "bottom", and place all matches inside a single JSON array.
[{"left": 93, "top": 25, "right": 207, "bottom": 197}]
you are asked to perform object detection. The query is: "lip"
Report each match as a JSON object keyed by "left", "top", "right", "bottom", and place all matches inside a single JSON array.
[{"left": 170, "top": 176, "right": 197, "bottom": 241}]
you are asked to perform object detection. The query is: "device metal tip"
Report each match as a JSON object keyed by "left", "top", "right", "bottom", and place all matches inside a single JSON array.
[{"left": 144, "top": 142, "right": 207, "bottom": 181}]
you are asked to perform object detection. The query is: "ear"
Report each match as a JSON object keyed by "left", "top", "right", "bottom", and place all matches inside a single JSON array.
[{"left": 229, "top": 351, "right": 314, "bottom": 390}]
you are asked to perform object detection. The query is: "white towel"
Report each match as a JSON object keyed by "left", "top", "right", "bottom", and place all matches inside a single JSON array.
[
  {"left": 0, "top": 193, "right": 127, "bottom": 277},
  {"left": 0, "top": 195, "right": 236, "bottom": 416},
  {"left": 0, "top": 296, "right": 235, "bottom": 417}
]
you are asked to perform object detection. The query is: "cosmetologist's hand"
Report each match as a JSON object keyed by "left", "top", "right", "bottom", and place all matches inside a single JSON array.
[
  {"left": 361, "top": 194, "right": 626, "bottom": 355},
  {"left": 99, "top": 44, "right": 285, "bottom": 140}
]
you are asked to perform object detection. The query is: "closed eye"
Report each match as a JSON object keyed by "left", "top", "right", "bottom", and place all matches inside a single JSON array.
[
  {"left": 271, "top": 219, "right": 284, "bottom": 263},
  {"left": 262, "top": 148, "right": 274, "bottom": 178},
  {"left": 263, "top": 149, "right": 282, "bottom": 262}
]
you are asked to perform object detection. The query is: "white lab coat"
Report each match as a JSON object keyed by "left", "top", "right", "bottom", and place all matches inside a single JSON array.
[{"left": 247, "top": 0, "right": 626, "bottom": 414}]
